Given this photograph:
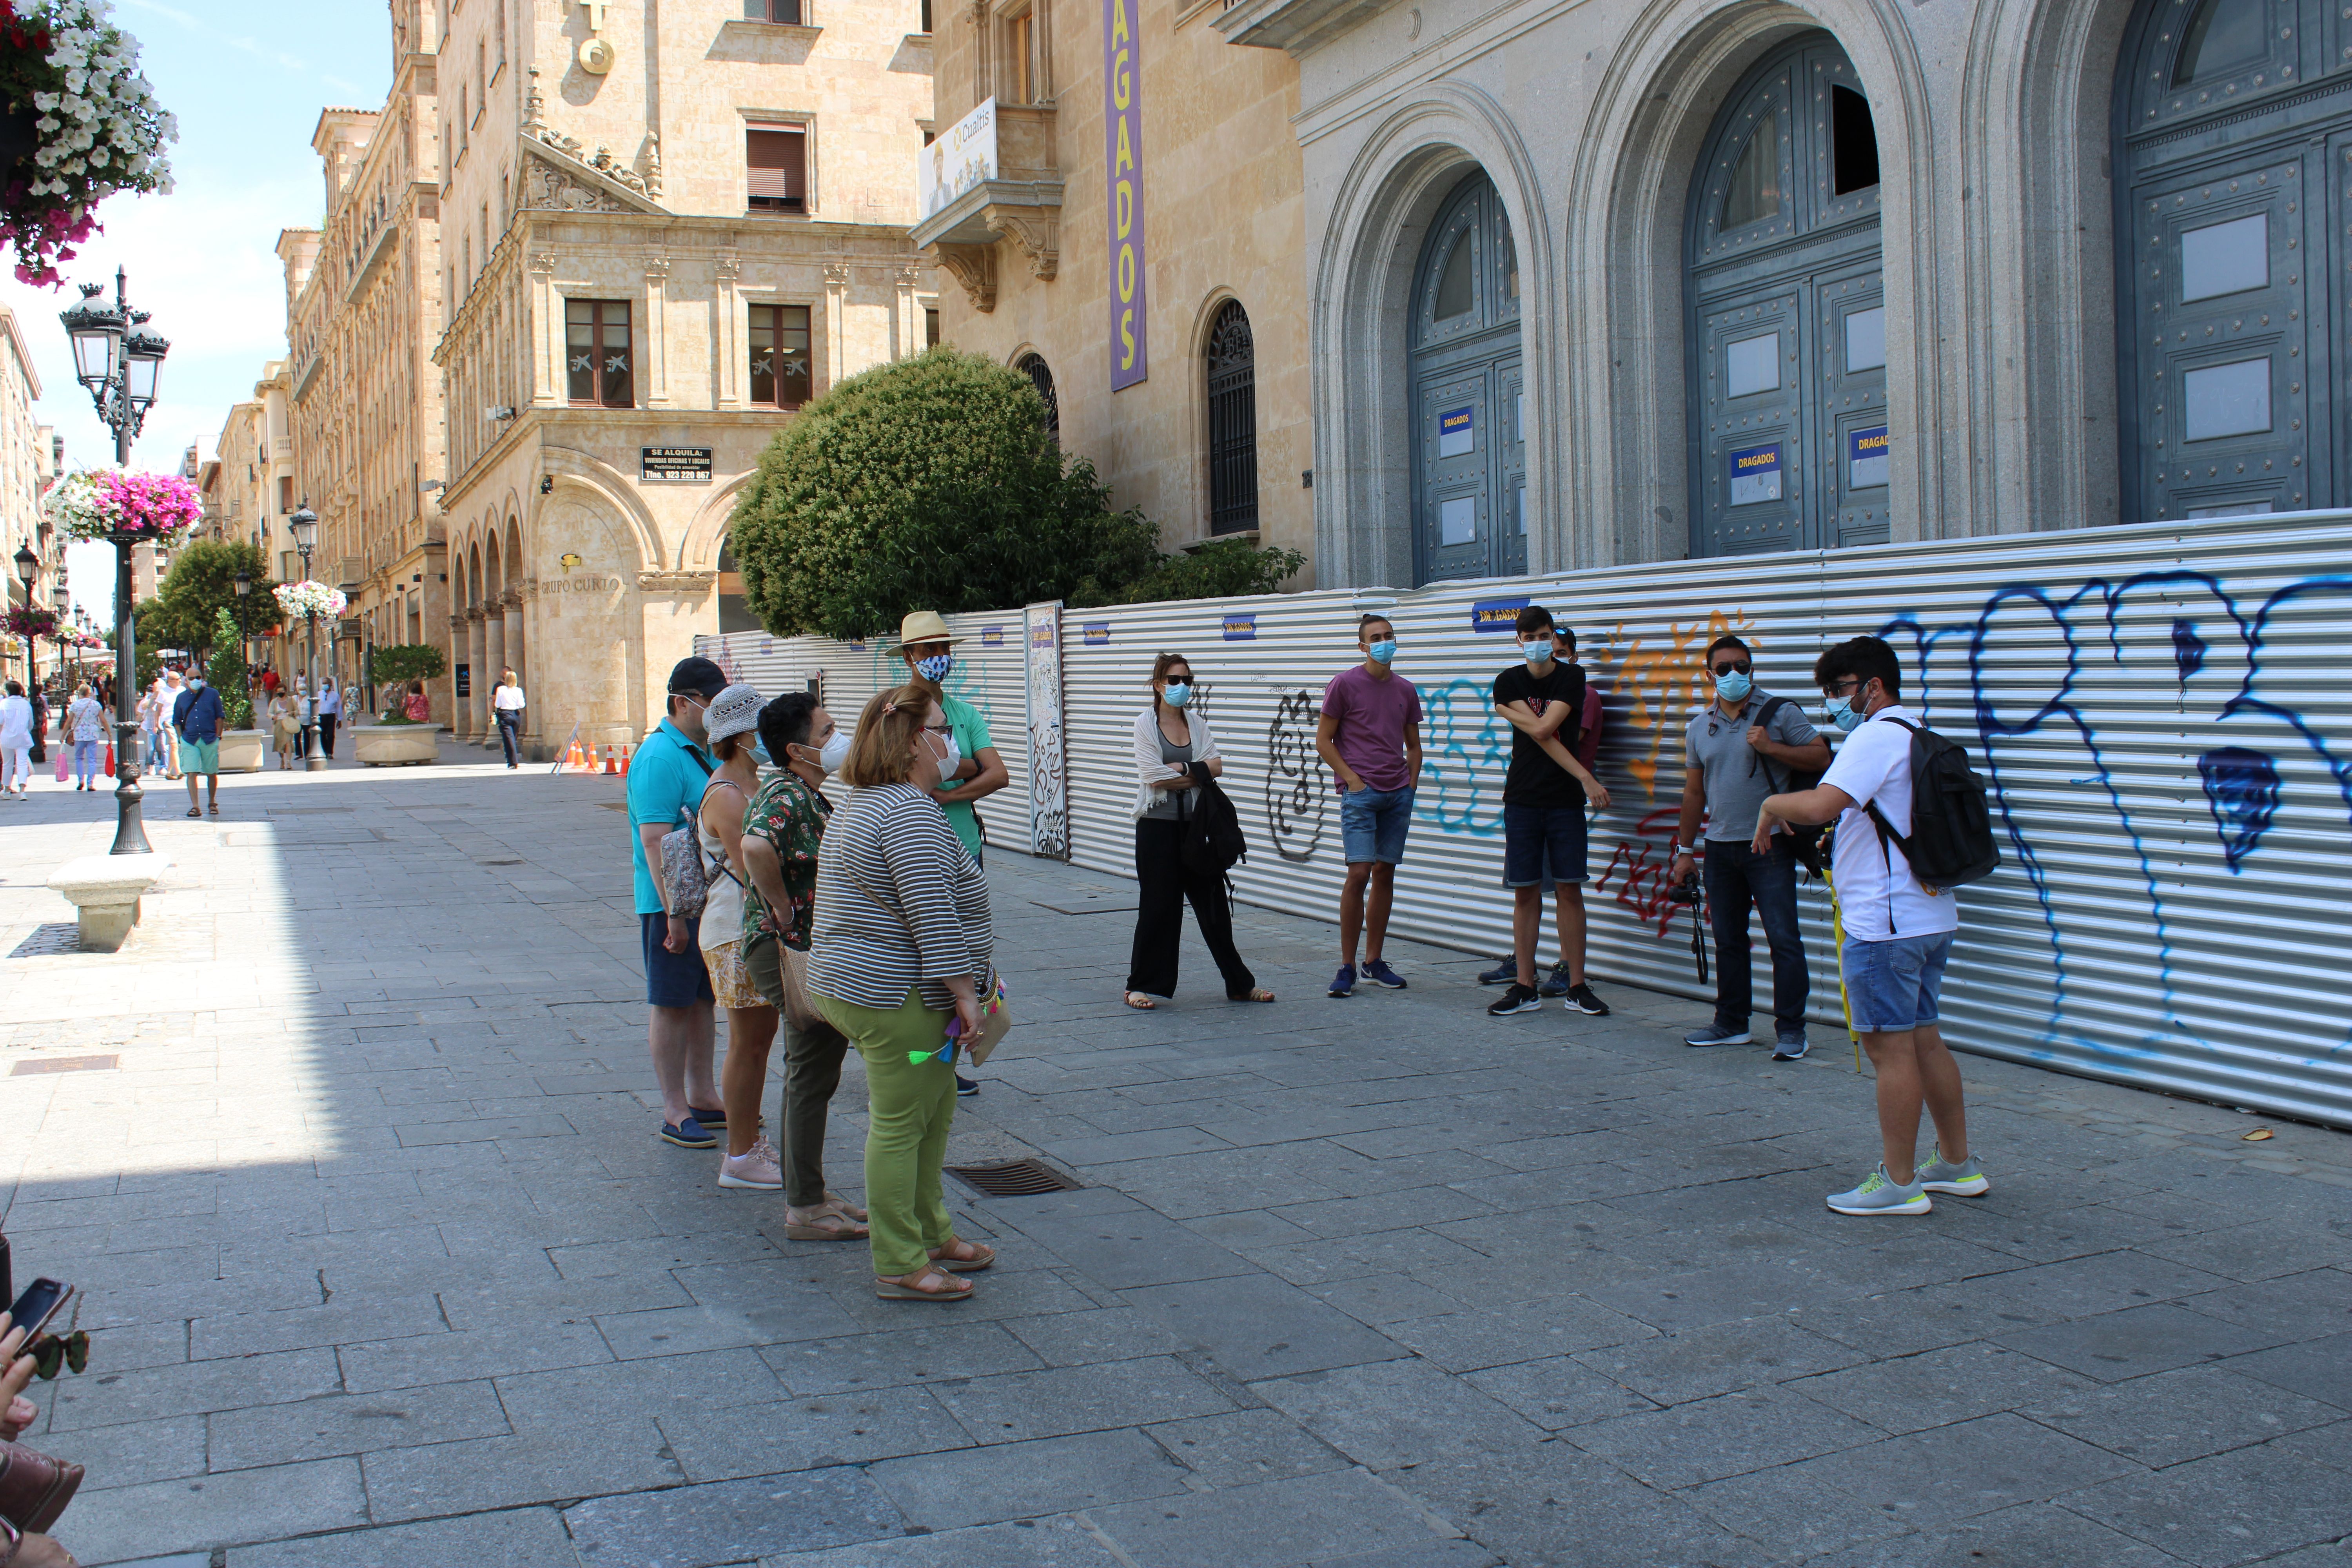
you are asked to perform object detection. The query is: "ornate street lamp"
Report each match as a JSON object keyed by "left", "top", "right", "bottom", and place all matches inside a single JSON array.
[
  {"left": 289, "top": 502, "right": 323, "bottom": 772},
  {"left": 233, "top": 564, "right": 252, "bottom": 673},
  {"left": 10, "top": 544, "right": 33, "bottom": 688},
  {"left": 59, "top": 267, "right": 169, "bottom": 855},
  {"left": 51, "top": 583, "right": 69, "bottom": 690}
]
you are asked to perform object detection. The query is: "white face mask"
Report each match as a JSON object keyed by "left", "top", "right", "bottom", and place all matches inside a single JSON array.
[{"left": 797, "top": 730, "right": 852, "bottom": 775}]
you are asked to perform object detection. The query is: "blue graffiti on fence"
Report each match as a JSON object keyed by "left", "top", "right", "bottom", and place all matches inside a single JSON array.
[
  {"left": 1421, "top": 677, "right": 1512, "bottom": 836},
  {"left": 1899, "top": 568, "right": 2352, "bottom": 1070}
]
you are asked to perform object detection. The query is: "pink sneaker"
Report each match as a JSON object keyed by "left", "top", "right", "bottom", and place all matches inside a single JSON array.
[{"left": 718, "top": 1136, "right": 782, "bottom": 1190}]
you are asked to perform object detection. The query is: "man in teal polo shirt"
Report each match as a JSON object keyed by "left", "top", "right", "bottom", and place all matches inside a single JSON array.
[
  {"left": 630, "top": 655, "right": 729, "bottom": 1148},
  {"left": 892, "top": 610, "right": 1008, "bottom": 866},
  {"left": 893, "top": 610, "right": 1007, "bottom": 1097}
]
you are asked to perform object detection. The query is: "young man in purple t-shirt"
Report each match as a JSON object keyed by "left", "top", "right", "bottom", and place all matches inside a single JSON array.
[{"left": 1314, "top": 612, "right": 1423, "bottom": 998}]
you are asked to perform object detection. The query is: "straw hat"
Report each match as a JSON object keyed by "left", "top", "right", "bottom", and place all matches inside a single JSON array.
[
  {"left": 704, "top": 682, "right": 765, "bottom": 744},
  {"left": 887, "top": 610, "right": 963, "bottom": 650}
]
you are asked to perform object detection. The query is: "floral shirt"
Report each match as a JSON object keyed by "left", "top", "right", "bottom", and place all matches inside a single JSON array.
[{"left": 742, "top": 769, "right": 831, "bottom": 951}]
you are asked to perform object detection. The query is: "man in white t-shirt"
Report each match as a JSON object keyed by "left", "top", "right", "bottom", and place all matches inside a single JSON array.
[{"left": 1752, "top": 635, "right": 1984, "bottom": 1218}]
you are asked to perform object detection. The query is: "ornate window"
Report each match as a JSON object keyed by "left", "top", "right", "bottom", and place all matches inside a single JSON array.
[
  {"left": 750, "top": 304, "right": 813, "bottom": 408},
  {"left": 1018, "top": 352, "right": 1058, "bottom": 438},
  {"left": 565, "top": 299, "right": 633, "bottom": 408},
  {"left": 1205, "top": 300, "right": 1258, "bottom": 535},
  {"left": 748, "top": 126, "right": 808, "bottom": 212}
]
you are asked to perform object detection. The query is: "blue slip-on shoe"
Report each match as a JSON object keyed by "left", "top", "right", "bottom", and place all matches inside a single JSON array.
[
  {"left": 661, "top": 1116, "right": 718, "bottom": 1149},
  {"left": 688, "top": 1104, "right": 726, "bottom": 1129},
  {"left": 955, "top": 1074, "right": 980, "bottom": 1098},
  {"left": 1361, "top": 959, "right": 1408, "bottom": 989},
  {"left": 1328, "top": 964, "right": 1357, "bottom": 998}
]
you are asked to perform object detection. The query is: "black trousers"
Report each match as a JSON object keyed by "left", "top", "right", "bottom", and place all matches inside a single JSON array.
[
  {"left": 319, "top": 714, "right": 338, "bottom": 757},
  {"left": 1127, "top": 817, "right": 1256, "bottom": 998},
  {"left": 496, "top": 711, "right": 521, "bottom": 766}
]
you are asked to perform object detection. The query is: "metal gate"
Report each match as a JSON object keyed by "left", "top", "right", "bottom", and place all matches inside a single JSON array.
[{"left": 1410, "top": 170, "right": 1526, "bottom": 583}]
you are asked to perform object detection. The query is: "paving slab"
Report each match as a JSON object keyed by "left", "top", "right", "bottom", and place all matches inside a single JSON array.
[
  {"left": 866, "top": 1427, "right": 1192, "bottom": 1530},
  {"left": 564, "top": 1469, "right": 906, "bottom": 1565}
]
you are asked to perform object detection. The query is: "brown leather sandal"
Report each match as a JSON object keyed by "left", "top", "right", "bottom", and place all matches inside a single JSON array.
[
  {"left": 785, "top": 1206, "right": 869, "bottom": 1242},
  {"left": 875, "top": 1263, "right": 974, "bottom": 1302},
  {"left": 928, "top": 1238, "right": 995, "bottom": 1273}
]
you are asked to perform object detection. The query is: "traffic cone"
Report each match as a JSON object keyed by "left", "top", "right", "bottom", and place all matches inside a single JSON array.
[
  {"left": 619, "top": 743, "right": 632, "bottom": 776},
  {"left": 602, "top": 745, "right": 618, "bottom": 775},
  {"left": 566, "top": 739, "right": 584, "bottom": 770}
]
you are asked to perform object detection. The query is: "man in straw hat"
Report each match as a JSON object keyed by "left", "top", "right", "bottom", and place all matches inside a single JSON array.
[{"left": 893, "top": 610, "right": 1008, "bottom": 1098}]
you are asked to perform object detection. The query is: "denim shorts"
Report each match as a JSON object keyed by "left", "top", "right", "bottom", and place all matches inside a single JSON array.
[
  {"left": 1339, "top": 785, "right": 1415, "bottom": 865},
  {"left": 1840, "top": 929, "right": 1955, "bottom": 1033},
  {"left": 1502, "top": 804, "right": 1588, "bottom": 887},
  {"left": 642, "top": 911, "right": 716, "bottom": 1009}
]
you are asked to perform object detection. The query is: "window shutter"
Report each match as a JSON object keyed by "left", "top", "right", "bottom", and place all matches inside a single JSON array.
[{"left": 747, "top": 128, "right": 806, "bottom": 209}]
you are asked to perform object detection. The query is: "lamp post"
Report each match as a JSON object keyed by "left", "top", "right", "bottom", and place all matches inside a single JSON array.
[
  {"left": 10, "top": 544, "right": 32, "bottom": 687},
  {"left": 51, "top": 583, "right": 69, "bottom": 692},
  {"left": 232, "top": 565, "right": 251, "bottom": 682},
  {"left": 289, "top": 503, "right": 323, "bottom": 772},
  {"left": 60, "top": 265, "right": 169, "bottom": 856}
]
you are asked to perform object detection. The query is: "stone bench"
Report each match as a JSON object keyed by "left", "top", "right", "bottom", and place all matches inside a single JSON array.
[{"left": 46, "top": 854, "right": 169, "bottom": 953}]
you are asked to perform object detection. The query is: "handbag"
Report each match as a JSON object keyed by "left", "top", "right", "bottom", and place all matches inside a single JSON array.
[
  {"left": 654, "top": 756, "right": 724, "bottom": 921},
  {"left": 745, "top": 926, "right": 822, "bottom": 1029}
]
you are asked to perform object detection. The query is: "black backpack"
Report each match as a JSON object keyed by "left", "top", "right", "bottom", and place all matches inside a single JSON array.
[
  {"left": 1751, "top": 695, "right": 1828, "bottom": 876},
  {"left": 1181, "top": 760, "right": 1248, "bottom": 878},
  {"left": 1862, "top": 717, "right": 2001, "bottom": 891}
]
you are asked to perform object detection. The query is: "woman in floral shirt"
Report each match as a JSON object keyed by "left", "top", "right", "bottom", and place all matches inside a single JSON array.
[{"left": 740, "top": 691, "right": 866, "bottom": 1240}]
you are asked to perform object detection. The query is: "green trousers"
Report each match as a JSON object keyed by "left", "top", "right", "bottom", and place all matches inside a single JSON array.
[{"left": 810, "top": 986, "right": 958, "bottom": 1277}]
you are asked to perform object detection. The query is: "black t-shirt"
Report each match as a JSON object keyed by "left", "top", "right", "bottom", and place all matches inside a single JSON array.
[{"left": 1491, "top": 661, "right": 1587, "bottom": 808}]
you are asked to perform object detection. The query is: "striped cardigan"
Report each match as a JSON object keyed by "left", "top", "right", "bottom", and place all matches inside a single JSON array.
[{"left": 806, "top": 782, "right": 994, "bottom": 1011}]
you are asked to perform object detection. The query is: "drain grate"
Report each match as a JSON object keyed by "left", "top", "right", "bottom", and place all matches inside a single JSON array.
[
  {"left": 11, "top": 1054, "right": 119, "bottom": 1076},
  {"left": 944, "top": 1158, "right": 1082, "bottom": 1196}
]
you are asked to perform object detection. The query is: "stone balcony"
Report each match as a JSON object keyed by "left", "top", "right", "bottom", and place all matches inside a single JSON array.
[
  {"left": 1214, "top": 0, "right": 1394, "bottom": 52},
  {"left": 909, "top": 103, "right": 1062, "bottom": 313}
]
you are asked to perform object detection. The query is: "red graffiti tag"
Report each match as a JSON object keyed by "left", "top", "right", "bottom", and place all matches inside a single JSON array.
[{"left": 1592, "top": 807, "right": 1685, "bottom": 936}]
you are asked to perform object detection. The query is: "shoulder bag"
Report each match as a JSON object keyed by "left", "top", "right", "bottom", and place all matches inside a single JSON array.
[{"left": 654, "top": 750, "right": 724, "bottom": 920}]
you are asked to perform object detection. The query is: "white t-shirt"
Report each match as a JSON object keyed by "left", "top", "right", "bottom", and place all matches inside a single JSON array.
[
  {"left": 1821, "top": 705, "right": 1959, "bottom": 943},
  {"left": 0, "top": 694, "right": 31, "bottom": 748},
  {"left": 493, "top": 683, "right": 526, "bottom": 711}
]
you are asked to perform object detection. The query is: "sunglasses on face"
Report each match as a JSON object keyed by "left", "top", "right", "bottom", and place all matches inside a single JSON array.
[
  {"left": 27, "top": 1330, "right": 88, "bottom": 1380},
  {"left": 1711, "top": 661, "right": 1752, "bottom": 677}
]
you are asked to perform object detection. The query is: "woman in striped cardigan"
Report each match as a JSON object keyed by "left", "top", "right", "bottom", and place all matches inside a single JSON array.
[{"left": 807, "top": 685, "right": 1000, "bottom": 1302}]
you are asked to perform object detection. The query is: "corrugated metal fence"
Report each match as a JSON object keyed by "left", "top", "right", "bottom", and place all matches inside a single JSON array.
[{"left": 702, "top": 509, "right": 2352, "bottom": 1129}]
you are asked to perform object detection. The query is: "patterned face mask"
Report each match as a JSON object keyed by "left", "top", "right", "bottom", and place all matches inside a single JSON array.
[{"left": 914, "top": 653, "right": 954, "bottom": 681}]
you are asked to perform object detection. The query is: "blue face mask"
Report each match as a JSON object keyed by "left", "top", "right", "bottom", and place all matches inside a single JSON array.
[
  {"left": 751, "top": 736, "right": 772, "bottom": 765},
  {"left": 1519, "top": 639, "right": 1552, "bottom": 666},
  {"left": 914, "top": 653, "right": 954, "bottom": 681},
  {"left": 1714, "top": 670, "right": 1753, "bottom": 702},
  {"left": 1367, "top": 639, "right": 1398, "bottom": 665},
  {"left": 1824, "top": 696, "right": 1860, "bottom": 732},
  {"left": 1162, "top": 682, "right": 1191, "bottom": 708}
]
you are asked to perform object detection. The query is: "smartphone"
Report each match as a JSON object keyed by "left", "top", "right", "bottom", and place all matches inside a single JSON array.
[{"left": 5, "top": 1279, "right": 71, "bottom": 1340}]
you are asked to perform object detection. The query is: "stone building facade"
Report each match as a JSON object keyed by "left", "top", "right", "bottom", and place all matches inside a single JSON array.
[
  {"left": 431, "top": 0, "right": 938, "bottom": 758},
  {"left": 0, "top": 307, "right": 53, "bottom": 691},
  {"left": 917, "top": 0, "right": 1313, "bottom": 569},
  {"left": 1210, "top": 0, "right": 2326, "bottom": 587},
  {"left": 281, "top": 4, "right": 452, "bottom": 723}
]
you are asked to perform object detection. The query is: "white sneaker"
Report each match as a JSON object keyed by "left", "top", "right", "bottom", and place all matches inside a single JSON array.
[{"left": 718, "top": 1136, "right": 783, "bottom": 1190}]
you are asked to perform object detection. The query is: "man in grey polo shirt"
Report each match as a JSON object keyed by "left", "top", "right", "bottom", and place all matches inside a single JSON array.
[{"left": 1670, "top": 634, "right": 1831, "bottom": 1058}]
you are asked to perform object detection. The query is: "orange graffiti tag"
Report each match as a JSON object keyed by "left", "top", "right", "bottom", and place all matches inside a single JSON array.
[{"left": 1590, "top": 609, "right": 1756, "bottom": 799}]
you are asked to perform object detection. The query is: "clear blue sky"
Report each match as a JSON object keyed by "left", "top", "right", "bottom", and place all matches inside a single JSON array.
[{"left": 7, "top": 0, "right": 394, "bottom": 625}]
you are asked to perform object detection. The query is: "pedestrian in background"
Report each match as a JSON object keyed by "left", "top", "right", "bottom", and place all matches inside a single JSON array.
[
  {"left": 741, "top": 691, "right": 868, "bottom": 1237},
  {"left": 65, "top": 684, "right": 105, "bottom": 792},
  {"left": 317, "top": 677, "right": 341, "bottom": 760},
  {"left": 154, "top": 667, "right": 182, "bottom": 778},
  {"left": 808, "top": 685, "right": 997, "bottom": 1301},
  {"left": 693, "top": 684, "right": 786, "bottom": 1192},
  {"left": 491, "top": 667, "right": 525, "bottom": 769},
  {"left": 631, "top": 656, "right": 730, "bottom": 1148},
  {"left": 1124, "top": 652, "right": 1271, "bottom": 1010},
  {"left": 1485, "top": 606, "right": 1613, "bottom": 1019},
  {"left": 268, "top": 687, "right": 300, "bottom": 769},
  {"left": 136, "top": 684, "right": 164, "bottom": 773},
  {"left": 1314, "top": 611, "right": 1423, "bottom": 998},
  {"left": 0, "top": 681, "right": 32, "bottom": 799},
  {"left": 1672, "top": 633, "right": 1830, "bottom": 1057},
  {"left": 403, "top": 680, "right": 430, "bottom": 723},
  {"left": 1753, "top": 635, "right": 1986, "bottom": 1216},
  {"left": 172, "top": 671, "right": 225, "bottom": 817}
]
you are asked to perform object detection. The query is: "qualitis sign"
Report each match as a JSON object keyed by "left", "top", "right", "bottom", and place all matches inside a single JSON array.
[{"left": 1103, "top": 0, "right": 1147, "bottom": 391}]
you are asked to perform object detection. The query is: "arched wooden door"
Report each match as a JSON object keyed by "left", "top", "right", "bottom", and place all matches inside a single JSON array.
[{"left": 1409, "top": 170, "right": 1524, "bottom": 583}]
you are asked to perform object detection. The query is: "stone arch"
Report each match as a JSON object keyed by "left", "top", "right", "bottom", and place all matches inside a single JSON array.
[
  {"left": 1189, "top": 287, "right": 1250, "bottom": 540},
  {"left": 1310, "top": 82, "right": 1551, "bottom": 586},
  {"left": 1564, "top": 0, "right": 1940, "bottom": 564},
  {"left": 681, "top": 472, "right": 760, "bottom": 571},
  {"left": 534, "top": 445, "right": 662, "bottom": 573}
]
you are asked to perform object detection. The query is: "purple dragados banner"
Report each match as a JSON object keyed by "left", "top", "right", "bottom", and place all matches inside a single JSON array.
[{"left": 1103, "top": 0, "right": 1147, "bottom": 391}]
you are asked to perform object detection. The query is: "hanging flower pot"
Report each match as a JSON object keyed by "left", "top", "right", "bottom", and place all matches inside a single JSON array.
[
  {"left": 4, "top": 603, "right": 57, "bottom": 639},
  {"left": 273, "top": 581, "right": 348, "bottom": 621},
  {"left": 42, "top": 465, "right": 200, "bottom": 541},
  {"left": 0, "top": 1, "right": 175, "bottom": 287}
]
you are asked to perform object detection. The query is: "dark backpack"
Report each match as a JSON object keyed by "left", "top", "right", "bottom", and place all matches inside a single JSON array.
[
  {"left": 1862, "top": 716, "right": 2001, "bottom": 891},
  {"left": 1751, "top": 695, "right": 1828, "bottom": 876},
  {"left": 1181, "top": 761, "right": 1247, "bottom": 878}
]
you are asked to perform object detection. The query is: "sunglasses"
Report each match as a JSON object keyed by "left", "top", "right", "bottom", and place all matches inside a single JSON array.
[
  {"left": 27, "top": 1330, "right": 88, "bottom": 1380},
  {"left": 1710, "top": 661, "right": 1753, "bottom": 677}
]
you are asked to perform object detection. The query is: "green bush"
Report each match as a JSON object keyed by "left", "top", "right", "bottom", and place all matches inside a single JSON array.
[
  {"left": 729, "top": 348, "right": 1301, "bottom": 639},
  {"left": 207, "top": 610, "right": 252, "bottom": 731},
  {"left": 372, "top": 643, "right": 446, "bottom": 684},
  {"left": 149, "top": 542, "right": 281, "bottom": 663}
]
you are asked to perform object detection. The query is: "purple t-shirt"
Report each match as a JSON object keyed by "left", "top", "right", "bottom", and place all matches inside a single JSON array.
[{"left": 1322, "top": 665, "right": 1422, "bottom": 793}]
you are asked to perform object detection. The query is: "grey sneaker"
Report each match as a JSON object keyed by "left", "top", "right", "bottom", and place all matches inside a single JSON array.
[
  {"left": 1915, "top": 1148, "right": 1989, "bottom": 1196},
  {"left": 1684, "top": 1022, "right": 1751, "bottom": 1047},
  {"left": 1826, "top": 1163, "right": 1932, "bottom": 1216},
  {"left": 1771, "top": 1027, "right": 1808, "bottom": 1060}
]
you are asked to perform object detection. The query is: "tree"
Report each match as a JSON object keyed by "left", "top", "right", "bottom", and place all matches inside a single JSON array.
[
  {"left": 371, "top": 644, "right": 445, "bottom": 685},
  {"left": 728, "top": 348, "right": 1301, "bottom": 639},
  {"left": 148, "top": 542, "right": 283, "bottom": 664},
  {"left": 206, "top": 610, "right": 253, "bottom": 731}
]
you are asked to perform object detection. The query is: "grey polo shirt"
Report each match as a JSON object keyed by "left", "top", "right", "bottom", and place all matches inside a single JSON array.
[{"left": 1683, "top": 690, "right": 1820, "bottom": 842}]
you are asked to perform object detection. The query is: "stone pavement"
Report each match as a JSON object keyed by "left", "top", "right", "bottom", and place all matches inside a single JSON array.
[{"left": 1, "top": 737, "right": 2348, "bottom": 1568}]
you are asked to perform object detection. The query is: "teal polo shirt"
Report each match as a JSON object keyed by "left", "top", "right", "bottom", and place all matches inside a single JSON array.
[
  {"left": 933, "top": 691, "right": 995, "bottom": 860},
  {"left": 627, "top": 719, "right": 714, "bottom": 914}
]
